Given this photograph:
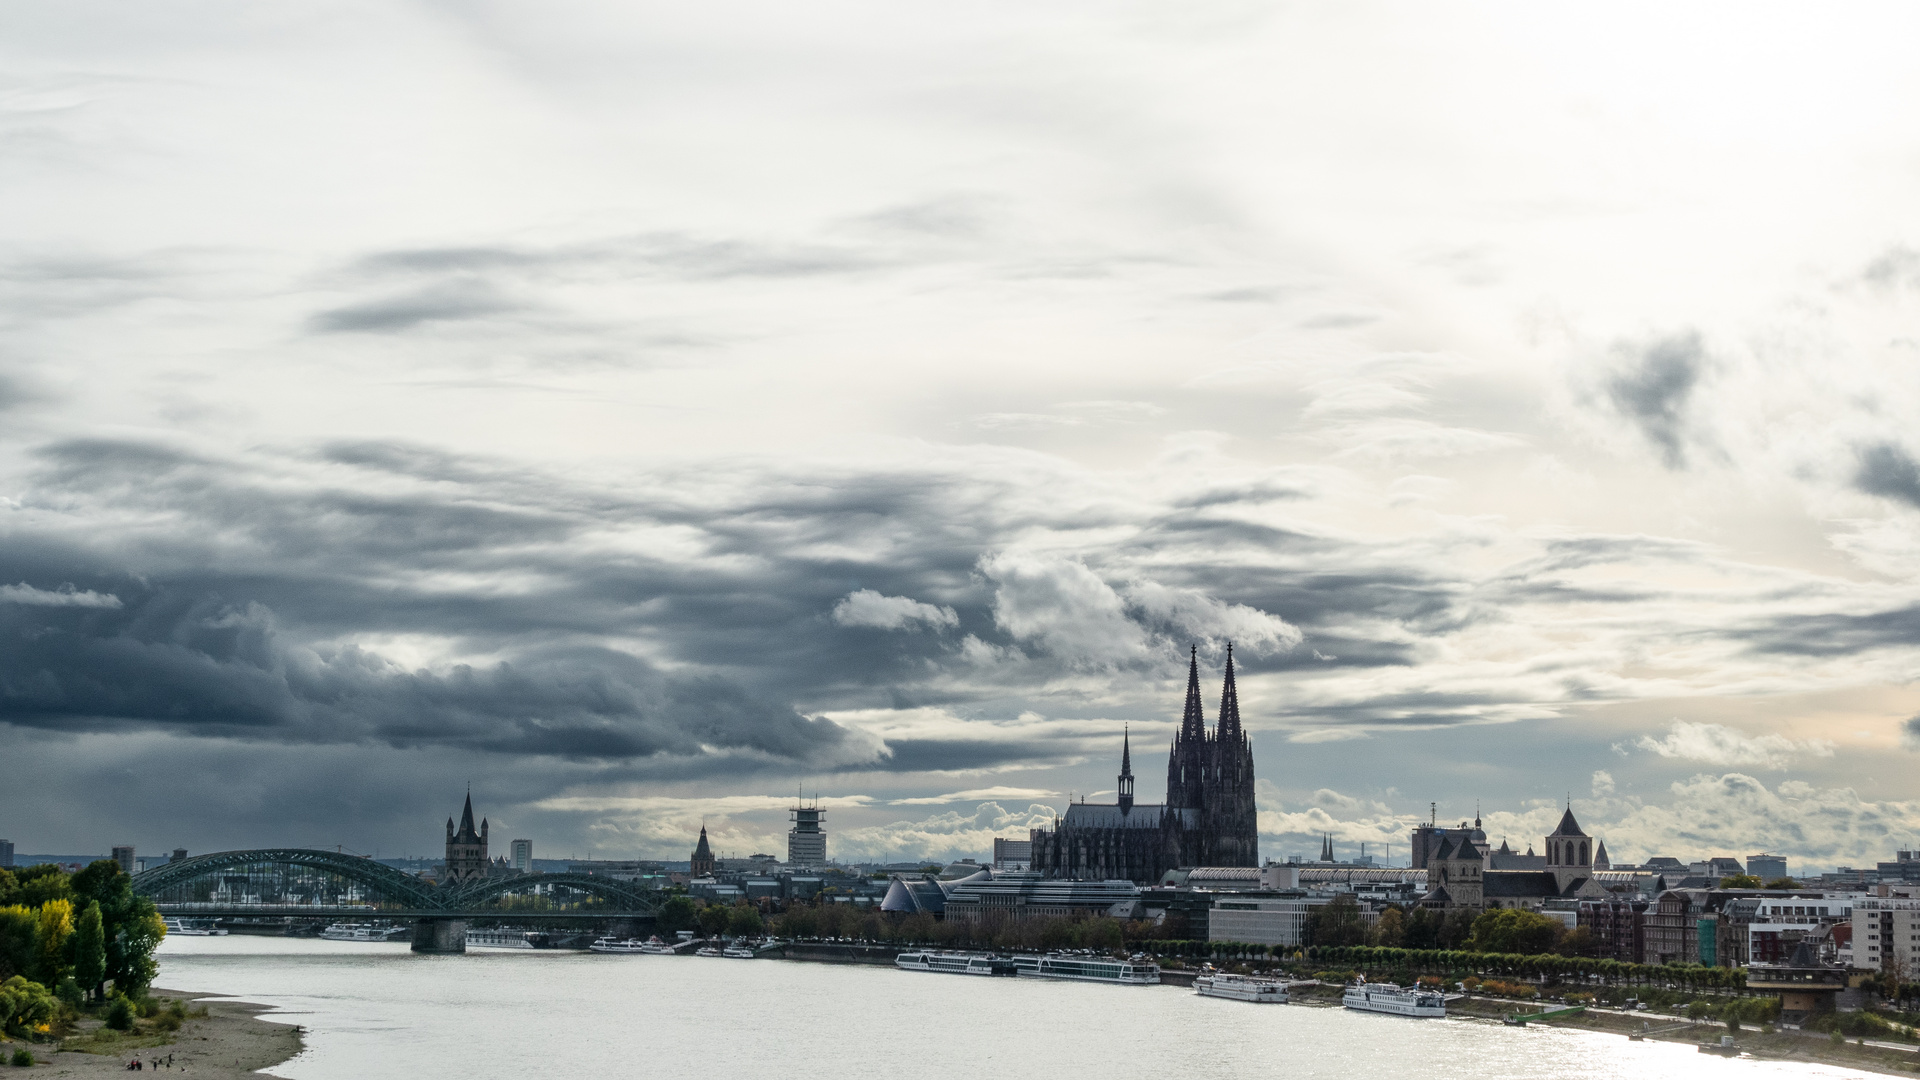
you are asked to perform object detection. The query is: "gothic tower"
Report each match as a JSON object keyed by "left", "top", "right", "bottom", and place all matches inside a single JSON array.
[
  {"left": 1117, "top": 725, "right": 1134, "bottom": 813},
  {"left": 1165, "top": 646, "right": 1209, "bottom": 815},
  {"left": 1207, "top": 643, "right": 1259, "bottom": 867}
]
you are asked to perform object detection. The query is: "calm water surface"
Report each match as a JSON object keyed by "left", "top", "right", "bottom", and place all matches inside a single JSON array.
[{"left": 157, "top": 937, "right": 1877, "bottom": 1080}]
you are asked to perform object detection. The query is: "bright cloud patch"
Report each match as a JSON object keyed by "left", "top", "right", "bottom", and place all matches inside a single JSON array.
[
  {"left": 830, "top": 589, "right": 958, "bottom": 630},
  {"left": 0, "top": 583, "right": 121, "bottom": 608},
  {"left": 1633, "top": 721, "right": 1836, "bottom": 770}
]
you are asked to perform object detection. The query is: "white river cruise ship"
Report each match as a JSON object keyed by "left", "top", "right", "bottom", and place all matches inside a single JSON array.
[
  {"left": 1194, "top": 971, "right": 1287, "bottom": 1003},
  {"left": 1342, "top": 979, "right": 1446, "bottom": 1017},
  {"left": 895, "top": 951, "right": 1157, "bottom": 984},
  {"left": 895, "top": 951, "right": 1021, "bottom": 976}
]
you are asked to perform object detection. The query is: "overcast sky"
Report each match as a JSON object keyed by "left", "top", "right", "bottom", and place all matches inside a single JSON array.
[{"left": 4, "top": 2, "right": 1920, "bottom": 872}]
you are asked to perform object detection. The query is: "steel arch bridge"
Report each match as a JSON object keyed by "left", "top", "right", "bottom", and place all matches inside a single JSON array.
[{"left": 131, "top": 848, "right": 665, "bottom": 917}]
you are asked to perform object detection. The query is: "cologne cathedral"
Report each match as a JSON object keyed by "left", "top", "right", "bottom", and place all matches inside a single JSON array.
[{"left": 1029, "top": 646, "right": 1259, "bottom": 883}]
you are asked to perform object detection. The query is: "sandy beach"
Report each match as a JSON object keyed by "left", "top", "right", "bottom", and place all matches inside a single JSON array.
[{"left": 1, "top": 990, "right": 302, "bottom": 1079}]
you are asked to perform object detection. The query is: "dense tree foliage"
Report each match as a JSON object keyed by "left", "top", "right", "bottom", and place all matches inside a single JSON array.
[
  {"left": 72, "top": 903, "right": 106, "bottom": 1001},
  {"left": 1467, "top": 908, "right": 1562, "bottom": 955},
  {"left": 0, "top": 861, "right": 162, "bottom": 998}
]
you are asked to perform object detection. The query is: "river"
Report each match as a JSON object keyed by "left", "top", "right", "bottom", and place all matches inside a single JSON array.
[{"left": 156, "top": 936, "right": 1876, "bottom": 1080}]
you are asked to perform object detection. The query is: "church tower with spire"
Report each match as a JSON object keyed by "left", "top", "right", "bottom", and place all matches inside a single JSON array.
[
  {"left": 1030, "top": 644, "right": 1260, "bottom": 882},
  {"left": 444, "top": 790, "right": 490, "bottom": 883},
  {"left": 690, "top": 823, "right": 716, "bottom": 877},
  {"left": 1206, "top": 643, "right": 1259, "bottom": 867}
]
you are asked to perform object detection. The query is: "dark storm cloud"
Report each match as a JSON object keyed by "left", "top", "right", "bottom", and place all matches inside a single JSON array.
[
  {"left": 1854, "top": 441, "right": 1920, "bottom": 509},
  {"left": 0, "top": 583, "right": 861, "bottom": 763},
  {"left": 5, "top": 427, "right": 1751, "bottom": 771},
  {"left": 1607, "top": 331, "right": 1705, "bottom": 468}
]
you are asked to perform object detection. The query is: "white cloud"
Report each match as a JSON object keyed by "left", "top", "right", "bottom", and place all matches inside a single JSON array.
[
  {"left": 0, "top": 583, "right": 122, "bottom": 608},
  {"left": 1591, "top": 769, "right": 1616, "bottom": 796},
  {"left": 1124, "top": 580, "right": 1302, "bottom": 654},
  {"left": 891, "top": 786, "right": 1058, "bottom": 805},
  {"left": 830, "top": 588, "right": 957, "bottom": 630},
  {"left": 1632, "top": 721, "right": 1836, "bottom": 770},
  {"left": 835, "top": 801, "right": 1060, "bottom": 861},
  {"left": 979, "top": 551, "right": 1151, "bottom": 666}
]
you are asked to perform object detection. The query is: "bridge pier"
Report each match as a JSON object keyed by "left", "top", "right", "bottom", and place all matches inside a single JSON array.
[{"left": 411, "top": 918, "right": 467, "bottom": 954}]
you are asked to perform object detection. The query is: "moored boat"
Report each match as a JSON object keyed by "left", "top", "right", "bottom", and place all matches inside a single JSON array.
[
  {"left": 894, "top": 951, "right": 1020, "bottom": 976},
  {"left": 1018, "top": 952, "right": 1159, "bottom": 985},
  {"left": 164, "top": 918, "right": 228, "bottom": 937},
  {"left": 1342, "top": 978, "right": 1446, "bottom": 1017},
  {"left": 638, "top": 937, "right": 677, "bottom": 955},
  {"left": 1193, "top": 970, "right": 1287, "bottom": 1003},
  {"left": 469, "top": 927, "right": 551, "bottom": 949},
  {"left": 589, "top": 937, "right": 650, "bottom": 954},
  {"left": 320, "top": 922, "right": 408, "bottom": 942}
]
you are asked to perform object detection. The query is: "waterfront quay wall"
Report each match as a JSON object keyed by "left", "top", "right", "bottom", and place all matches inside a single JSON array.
[{"left": 771, "top": 942, "right": 902, "bottom": 965}]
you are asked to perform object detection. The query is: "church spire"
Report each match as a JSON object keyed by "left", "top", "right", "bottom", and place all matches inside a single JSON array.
[
  {"left": 1180, "top": 644, "right": 1206, "bottom": 740},
  {"left": 1117, "top": 725, "right": 1134, "bottom": 813},
  {"left": 1217, "top": 642, "right": 1242, "bottom": 742},
  {"left": 453, "top": 790, "right": 480, "bottom": 843},
  {"left": 1321, "top": 832, "right": 1335, "bottom": 862}
]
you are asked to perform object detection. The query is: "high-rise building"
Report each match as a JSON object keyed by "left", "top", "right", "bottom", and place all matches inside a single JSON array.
[
  {"left": 993, "top": 838, "right": 1032, "bottom": 870},
  {"left": 0, "top": 839, "right": 12, "bottom": 868},
  {"left": 510, "top": 839, "right": 533, "bottom": 872},
  {"left": 111, "top": 846, "right": 135, "bottom": 875},
  {"left": 170, "top": 849, "right": 189, "bottom": 863},
  {"left": 1749, "top": 853, "right": 1788, "bottom": 882},
  {"left": 442, "top": 792, "right": 490, "bottom": 883},
  {"left": 1029, "top": 645, "right": 1259, "bottom": 883},
  {"left": 788, "top": 796, "right": 827, "bottom": 866}
]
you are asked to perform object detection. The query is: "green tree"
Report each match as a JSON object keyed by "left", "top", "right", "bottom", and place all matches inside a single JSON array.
[
  {"left": 0, "top": 907, "right": 36, "bottom": 982},
  {"left": 1720, "top": 874, "right": 1762, "bottom": 889},
  {"left": 13, "top": 866, "right": 72, "bottom": 910},
  {"left": 32, "top": 900, "right": 73, "bottom": 987},
  {"left": 1402, "top": 907, "right": 1440, "bottom": 950},
  {"left": 696, "top": 903, "right": 730, "bottom": 937},
  {"left": 1467, "top": 908, "right": 1562, "bottom": 955},
  {"left": 655, "top": 896, "right": 696, "bottom": 934},
  {"left": 0, "top": 976, "right": 58, "bottom": 1038},
  {"left": 1374, "top": 907, "right": 1406, "bottom": 948},
  {"left": 1439, "top": 908, "right": 1476, "bottom": 949},
  {"left": 727, "top": 905, "right": 764, "bottom": 938},
  {"left": 1306, "top": 894, "right": 1368, "bottom": 947},
  {"left": 70, "top": 861, "right": 163, "bottom": 996},
  {"left": 72, "top": 903, "right": 106, "bottom": 1001},
  {"left": 0, "top": 869, "right": 17, "bottom": 908},
  {"left": 1763, "top": 877, "right": 1798, "bottom": 890}
]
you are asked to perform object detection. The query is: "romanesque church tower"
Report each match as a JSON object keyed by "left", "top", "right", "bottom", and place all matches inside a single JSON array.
[{"left": 444, "top": 792, "right": 489, "bottom": 883}]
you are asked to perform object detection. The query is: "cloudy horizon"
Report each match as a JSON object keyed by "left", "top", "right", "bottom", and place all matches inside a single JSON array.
[{"left": 5, "top": 2, "right": 1920, "bottom": 873}]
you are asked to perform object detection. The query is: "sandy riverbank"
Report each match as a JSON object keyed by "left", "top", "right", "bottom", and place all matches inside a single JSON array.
[{"left": 0, "top": 990, "right": 302, "bottom": 1078}]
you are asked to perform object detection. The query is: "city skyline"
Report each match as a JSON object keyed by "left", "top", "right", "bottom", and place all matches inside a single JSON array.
[{"left": 4, "top": 4, "right": 1920, "bottom": 869}]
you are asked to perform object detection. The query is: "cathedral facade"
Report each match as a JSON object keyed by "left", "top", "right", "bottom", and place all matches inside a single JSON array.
[{"left": 1030, "top": 646, "right": 1259, "bottom": 884}]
